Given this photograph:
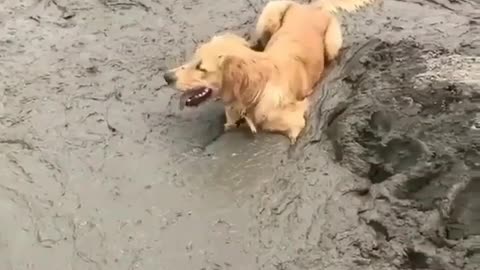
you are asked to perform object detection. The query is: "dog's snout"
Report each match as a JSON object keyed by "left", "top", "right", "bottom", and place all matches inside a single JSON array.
[{"left": 163, "top": 71, "right": 177, "bottom": 84}]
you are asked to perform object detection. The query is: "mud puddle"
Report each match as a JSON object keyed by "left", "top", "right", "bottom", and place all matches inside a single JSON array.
[{"left": 1, "top": 0, "right": 479, "bottom": 269}]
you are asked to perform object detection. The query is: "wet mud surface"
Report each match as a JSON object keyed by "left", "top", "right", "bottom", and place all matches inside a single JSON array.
[{"left": 1, "top": 0, "right": 479, "bottom": 269}]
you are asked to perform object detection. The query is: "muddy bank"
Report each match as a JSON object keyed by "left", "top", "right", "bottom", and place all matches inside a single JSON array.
[{"left": 0, "top": 0, "right": 479, "bottom": 269}]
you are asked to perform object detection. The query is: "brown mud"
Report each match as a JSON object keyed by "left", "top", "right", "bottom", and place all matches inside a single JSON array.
[{"left": 1, "top": 0, "right": 479, "bottom": 269}]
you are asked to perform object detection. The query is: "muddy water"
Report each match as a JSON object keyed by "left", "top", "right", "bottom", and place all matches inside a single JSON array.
[{"left": 0, "top": 0, "right": 479, "bottom": 269}]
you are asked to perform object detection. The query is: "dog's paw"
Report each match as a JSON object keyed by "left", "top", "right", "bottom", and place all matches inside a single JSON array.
[{"left": 224, "top": 123, "right": 236, "bottom": 132}]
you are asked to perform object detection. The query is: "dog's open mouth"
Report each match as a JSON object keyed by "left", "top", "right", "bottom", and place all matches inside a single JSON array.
[{"left": 179, "top": 87, "right": 213, "bottom": 108}]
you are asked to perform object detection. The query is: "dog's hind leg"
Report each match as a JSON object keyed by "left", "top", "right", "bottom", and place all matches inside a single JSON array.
[
  {"left": 261, "top": 100, "right": 307, "bottom": 144},
  {"left": 324, "top": 15, "right": 343, "bottom": 62}
]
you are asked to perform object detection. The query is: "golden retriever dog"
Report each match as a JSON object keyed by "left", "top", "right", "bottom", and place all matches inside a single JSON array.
[{"left": 163, "top": 0, "right": 375, "bottom": 144}]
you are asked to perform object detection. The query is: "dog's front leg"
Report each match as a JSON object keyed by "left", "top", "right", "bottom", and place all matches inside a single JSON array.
[
  {"left": 244, "top": 117, "right": 257, "bottom": 134},
  {"left": 224, "top": 105, "right": 242, "bottom": 131},
  {"left": 240, "top": 109, "right": 257, "bottom": 135}
]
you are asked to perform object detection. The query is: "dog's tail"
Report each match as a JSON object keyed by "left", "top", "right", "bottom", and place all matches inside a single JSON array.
[
  {"left": 323, "top": 15, "right": 342, "bottom": 61},
  {"left": 252, "top": 0, "right": 295, "bottom": 49},
  {"left": 313, "top": 0, "right": 376, "bottom": 61},
  {"left": 252, "top": 0, "right": 375, "bottom": 51},
  {"left": 312, "top": 0, "right": 376, "bottom": 13}
]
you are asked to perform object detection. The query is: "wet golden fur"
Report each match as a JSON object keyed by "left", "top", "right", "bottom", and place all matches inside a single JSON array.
[{"left": 164, "top": 0, "right": 375, "bottom": 143}]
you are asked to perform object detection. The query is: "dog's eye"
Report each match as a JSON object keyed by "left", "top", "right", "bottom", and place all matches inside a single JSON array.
[{"left": 195, "top": 62, "right": 207, "bottom": 72}]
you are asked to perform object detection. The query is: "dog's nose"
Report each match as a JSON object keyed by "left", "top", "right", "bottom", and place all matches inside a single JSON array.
[{"left": 163, "top": 71, "right": 177, "bottom": 85}]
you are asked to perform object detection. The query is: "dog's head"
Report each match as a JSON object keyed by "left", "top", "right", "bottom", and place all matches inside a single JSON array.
[{"left": 163, "top": 33, "right": 264, "bottom": 108}]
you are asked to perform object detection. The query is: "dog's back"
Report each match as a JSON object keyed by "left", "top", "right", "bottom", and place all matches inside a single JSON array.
[
  {"left": 256, "top": 2, "right": 336, "bottom": 100},
  {"left": 253, "top": 0, "right": 374, "bottom": 99}
]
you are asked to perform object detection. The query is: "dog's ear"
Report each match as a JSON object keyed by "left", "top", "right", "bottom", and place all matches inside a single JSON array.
[
  {"left": 218, "top": 55, "right": 248, "bottom": 104},
  {"left": 219, "top": 55, "right": 267, "bottom": 106}
]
